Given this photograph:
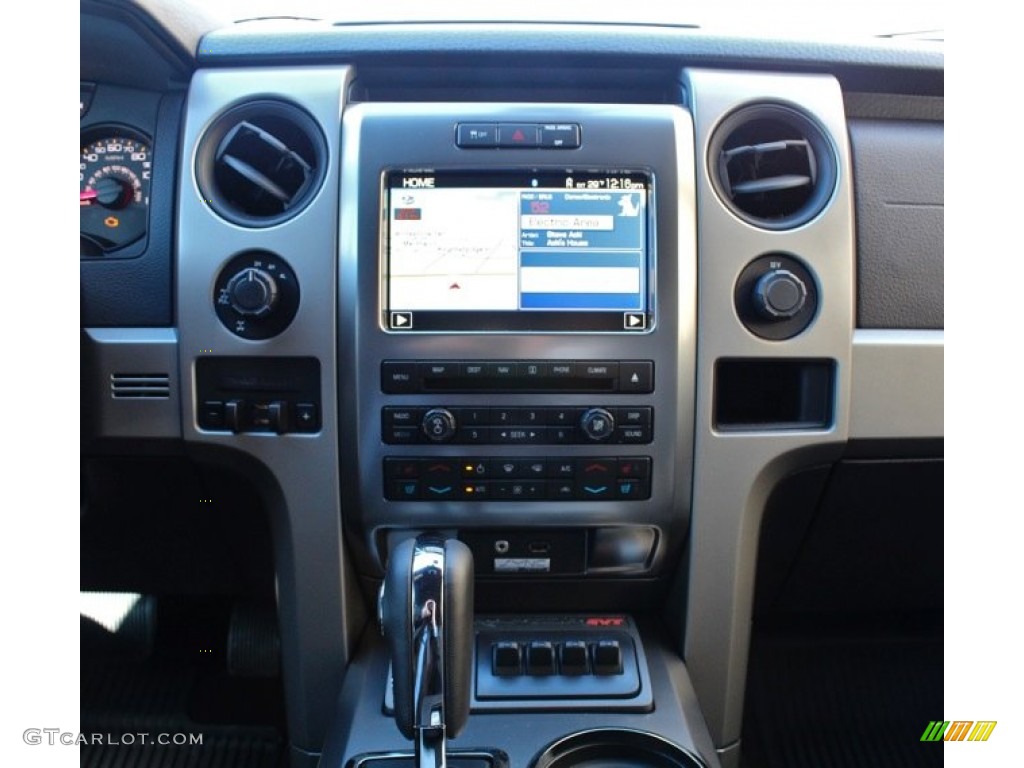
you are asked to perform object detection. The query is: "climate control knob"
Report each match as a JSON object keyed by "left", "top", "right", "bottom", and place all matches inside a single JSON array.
[
  {"left": 752, "top": 269, "right": 807, "bottom": 320},
  {"left": 225, "top": 267, "right": 279, "bottom": 317},
  {"left": 422, "top": 408, "right": 457, "bottom": 442},
  {"left": 580, "top": 408, "right": 615, "bottom": 441}
]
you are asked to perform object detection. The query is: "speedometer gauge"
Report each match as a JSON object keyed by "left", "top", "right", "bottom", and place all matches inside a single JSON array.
[{"left": 80, "top": 128, "right": 152, "bottom": 254}]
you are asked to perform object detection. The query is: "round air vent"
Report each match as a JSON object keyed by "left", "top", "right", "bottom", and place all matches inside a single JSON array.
[
  {"left": 709, "top": 104, "right": 837, "bottom": 230},
  {"left": 196, "top": 100, "right": 327, "bottom": 227}
]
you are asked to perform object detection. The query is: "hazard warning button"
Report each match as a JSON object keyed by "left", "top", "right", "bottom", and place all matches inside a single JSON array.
[{"left": 497, "top": 123, "right": 539, "bottom": 147}]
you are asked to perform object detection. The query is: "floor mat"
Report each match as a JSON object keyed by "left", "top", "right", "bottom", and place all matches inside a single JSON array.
[
  {"left": 81, "top": 597, "right": 287, "bottom": 768},
  {"left": 741, "top": 626, "right": 943, "bottom": 768}
]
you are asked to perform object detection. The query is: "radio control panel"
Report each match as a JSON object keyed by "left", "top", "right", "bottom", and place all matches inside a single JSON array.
[{"left": 382, "top": 405, "right": 653, "bottom": 446}]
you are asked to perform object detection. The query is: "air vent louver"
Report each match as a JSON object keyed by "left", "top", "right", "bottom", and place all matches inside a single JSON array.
[
  {"left": 196, "top": 100, "right": 327, "bottom": 227},
  {"left": 709, "top": 105, "right": 837, "bottom": 230},
  {"left": 111, "top": 373, "right": 170, "bottom": 399}
]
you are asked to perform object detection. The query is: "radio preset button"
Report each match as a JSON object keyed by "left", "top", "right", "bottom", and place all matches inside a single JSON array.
[{"left": 545, "top": 407, "right": 583, "bottom": 426}]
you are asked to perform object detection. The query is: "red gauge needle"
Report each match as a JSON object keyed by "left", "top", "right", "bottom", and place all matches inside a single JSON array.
[{"left": 80, "top": 188, "right": 98, "bottom": 207}]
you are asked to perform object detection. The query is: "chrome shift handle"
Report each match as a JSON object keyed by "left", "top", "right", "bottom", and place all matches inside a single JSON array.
[{"left": 380, "top": 534, "right": 474, "bottom": 768}]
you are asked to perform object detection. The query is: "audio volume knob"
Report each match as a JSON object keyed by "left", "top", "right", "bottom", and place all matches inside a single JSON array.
[
  {"left": 580, "top": 408, "right": 615, "bottom": 441},
  {"left": 752, "top": 269, "right": 807, "bottom": 320},
  {"left": 422, "top": 408, "right": 457, "bottom": 442},
  {"left": 226, "top": 267, "right": 280, "bottom": 318}
]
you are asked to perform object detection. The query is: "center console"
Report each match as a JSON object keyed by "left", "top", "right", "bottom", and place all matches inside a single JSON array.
[
  {"left": 338, "top": 103, "right": 696, "bottom": 580},
  {"left": 332, "top": 100, "right": 706, "bottom": 767}
]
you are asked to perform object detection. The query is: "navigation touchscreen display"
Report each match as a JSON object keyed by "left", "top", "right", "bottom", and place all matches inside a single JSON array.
[{"left": 382, "top": 170, "right": 653, "bottom": 333}]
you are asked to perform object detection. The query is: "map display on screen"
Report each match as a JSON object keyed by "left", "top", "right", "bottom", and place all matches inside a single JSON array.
[{"left": 384, "top": 170, "right": 653, "bottom": 333}]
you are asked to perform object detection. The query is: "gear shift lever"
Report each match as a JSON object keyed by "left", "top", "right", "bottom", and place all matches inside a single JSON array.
[{"left": 380, "top": 534, "right": 474, "bottom": 768}]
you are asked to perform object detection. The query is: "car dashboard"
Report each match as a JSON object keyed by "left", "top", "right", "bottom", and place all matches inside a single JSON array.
[{"left": 80, "top": 4, "right": 944, "bottom": 768}]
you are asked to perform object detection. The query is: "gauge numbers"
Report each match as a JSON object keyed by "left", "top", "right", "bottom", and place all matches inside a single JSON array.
[{"left": 80, "top": 129, "right": 152, "bottom": 254}]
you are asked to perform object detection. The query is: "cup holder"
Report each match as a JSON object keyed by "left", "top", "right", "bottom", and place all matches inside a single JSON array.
[{"left": 533, "top": 728, "right": 706, "bottom": 768}]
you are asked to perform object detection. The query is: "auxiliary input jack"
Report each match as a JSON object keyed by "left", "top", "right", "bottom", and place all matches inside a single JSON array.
[{"left": 494, "top": 540, "right": 510, "bottom": 554}]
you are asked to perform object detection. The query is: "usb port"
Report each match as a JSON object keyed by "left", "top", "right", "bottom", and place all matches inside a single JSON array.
[{"left": 527, "top": 541, "right": 551, "bottom": 555}]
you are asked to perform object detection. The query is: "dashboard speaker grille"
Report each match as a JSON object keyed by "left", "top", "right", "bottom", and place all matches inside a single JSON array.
[
  {"left": 196, "top": 100, "right": 327, "bottom": 227},
  {"left": 110, "top": 373, "right": 170, "bottom": 399},
  {"left": 709, "top": 104, "right": 837, "bottom": 230}
]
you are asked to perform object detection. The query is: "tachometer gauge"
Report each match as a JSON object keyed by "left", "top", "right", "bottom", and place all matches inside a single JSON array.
[{"left": 80, "top": 128, "right": 152, "bottom": 254}]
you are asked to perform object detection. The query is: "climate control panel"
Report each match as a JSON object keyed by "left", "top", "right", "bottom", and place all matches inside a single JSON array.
[{"left": 385, "top": 456, "right": 651, "bottom": 501}]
